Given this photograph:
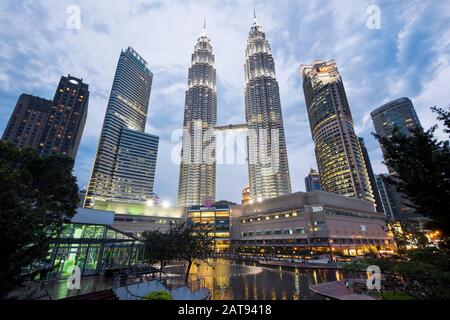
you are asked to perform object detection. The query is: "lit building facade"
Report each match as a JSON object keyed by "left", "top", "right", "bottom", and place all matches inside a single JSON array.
[
  {"left": 301, "top": 60, "right": 375, "bottom": 205},
  {"left": 242, "top": 186, "right": 251, "bottom": 205},
  {"left": 244, "top": 15, "right": 292, "bottom": 203},
  {"left": 39, "top": 75, "right": 89, "bottom": 158},
  {"left": 231, "top": 191, "right": 394, "bottom": 257},
  {"left": 2, "top": 74, "right": 89, "bottom": 159},
  {"left": 187, "top": 205, "right": 231, "bottom": 252},
  {"left": 85, "top": 47, "right": 159, "bottom": 208},
  {"left": 178, "top": 25, "right": 217, "bottom": 208},
  {"left": 305, "top": 168, "right": 321, "bottom": 192}
]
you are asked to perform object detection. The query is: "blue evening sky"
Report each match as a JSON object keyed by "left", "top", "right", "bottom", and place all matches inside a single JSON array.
[{"left": 1, "top": 0, "right": 449, "bottom": 205}]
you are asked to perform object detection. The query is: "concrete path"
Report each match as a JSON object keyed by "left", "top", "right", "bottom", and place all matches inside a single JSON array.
[{"left": 310, "top": 280, "right": 376, "bottom": 300}]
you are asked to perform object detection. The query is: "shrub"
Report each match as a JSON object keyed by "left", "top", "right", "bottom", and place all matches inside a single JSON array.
[{"left": 143, "top": 290, "right": 173, "bottom": 300}]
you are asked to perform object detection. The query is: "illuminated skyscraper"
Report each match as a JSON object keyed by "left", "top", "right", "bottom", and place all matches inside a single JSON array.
[
  {"left": 2, "top": 75, "right": 89, "bottom": 159},
  {"left": 177, "top": 24, "right": 217, "bottom": 207},
  {"left": 244, "top": 13, "right": 291, "bottom": 202},
  {"left": 85, "top": 47, "right": 159, "bottom": 208},
  {"left": 301, "top": 60, "right": 375, "bottom": 205}
]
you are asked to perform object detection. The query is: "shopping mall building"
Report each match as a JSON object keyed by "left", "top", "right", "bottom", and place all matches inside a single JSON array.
[{"left": 229, "top": 191, "right": 395, "bottom": 256}]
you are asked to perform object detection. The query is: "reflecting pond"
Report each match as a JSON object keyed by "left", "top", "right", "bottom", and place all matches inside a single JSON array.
[{"left": 165, "top": 259, "right": 344, "bottom": 300}]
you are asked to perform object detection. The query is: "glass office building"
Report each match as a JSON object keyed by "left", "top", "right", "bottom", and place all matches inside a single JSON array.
[
  {"left": 85, "top": 47, "right": 159, "bottom": 208},
  {"left": 187, "top": 205, "right": 231, "bottom": 252},
  {"left": 371, "top": 98, "right": 422, "bottom": 219},
  {"left": 371, "top": 97, "right": 422, "bottom": 174},
  {"left": 359, "top": 137, "right": 384, "bottom": 213}
]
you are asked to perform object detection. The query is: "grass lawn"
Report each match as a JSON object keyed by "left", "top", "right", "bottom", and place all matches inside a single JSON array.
[{"left": 368, "top": 290, "right": 416, "bottom": 300}]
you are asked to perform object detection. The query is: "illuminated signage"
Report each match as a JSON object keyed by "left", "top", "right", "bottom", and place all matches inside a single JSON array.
[{"left": 312, "top": 206, "right": 323, "bottom": 213}]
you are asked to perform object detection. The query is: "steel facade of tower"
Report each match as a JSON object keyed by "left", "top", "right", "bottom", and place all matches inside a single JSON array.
[
  {"left": 85, "top": 47, "right": 158, "bottom": 208},
  {"left": 301, "top": 60, "right": 375, "bottom": 205},
  {"left": 177, "top": 27, "right": 217, "bottom": 207},
  {"left": 244, "top": 17, "right": 292, "bottom": 202}
]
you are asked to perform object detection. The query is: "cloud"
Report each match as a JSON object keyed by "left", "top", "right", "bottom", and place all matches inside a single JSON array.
[{"left": 0, "top": 0, "right": 449, "bottom": 203}]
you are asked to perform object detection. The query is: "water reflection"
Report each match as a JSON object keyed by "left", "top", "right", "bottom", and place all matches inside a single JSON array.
[{"left": 166, "top": 259, "right": 343, "bottom": 300}]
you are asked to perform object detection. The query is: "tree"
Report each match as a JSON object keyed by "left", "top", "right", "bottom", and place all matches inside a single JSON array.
[
  {"left": 390, "top": 221, "right": 430, "bottom": 253},
  {"left": 375, "top": 107, "right": 450, "bottom": 235},
  {"left": 174, "top": 223, "right": 214, "bottom": 283},
  {"left": 344, "top": 248, "right": 450, "bottom": 300},
  {"left": 142, "top": 226, "right": 178, "bottom": 279},
  {"left": 0, "top": 143, "right": 79, "bottom": 298}
]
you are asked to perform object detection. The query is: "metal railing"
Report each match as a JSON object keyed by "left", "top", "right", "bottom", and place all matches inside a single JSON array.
[{"left": 112, "top": 266, "right": 162, "bottom": 289}]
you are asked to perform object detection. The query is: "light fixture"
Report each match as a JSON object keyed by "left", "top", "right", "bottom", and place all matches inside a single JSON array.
[{"left": 162, "top": 201, "right": 170, "bottom": 209}]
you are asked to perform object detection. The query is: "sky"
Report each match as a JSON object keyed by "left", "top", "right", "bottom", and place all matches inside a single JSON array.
[{"left": 1, "top": 0, "right": 449, "bottom": 205}]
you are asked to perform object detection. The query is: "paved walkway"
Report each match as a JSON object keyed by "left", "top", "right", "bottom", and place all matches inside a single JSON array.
[{"left": 310, "top": 280, "right": 376, "bottom": 300}]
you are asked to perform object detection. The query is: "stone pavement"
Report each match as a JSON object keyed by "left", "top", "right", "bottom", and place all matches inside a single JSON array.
[{"left": 310, "top": 280, "right": 376, "bottom": 300}]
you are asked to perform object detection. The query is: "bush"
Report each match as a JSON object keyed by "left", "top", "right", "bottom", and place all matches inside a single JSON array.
[{"left": 143, "top": 290, "right": 173, "bottom": 300}]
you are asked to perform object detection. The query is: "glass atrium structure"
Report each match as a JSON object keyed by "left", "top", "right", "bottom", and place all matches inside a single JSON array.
[{"left": 46, "top": 221, "right": 144, "bottom": 279}]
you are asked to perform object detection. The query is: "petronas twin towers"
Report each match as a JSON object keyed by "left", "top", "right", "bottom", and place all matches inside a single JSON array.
[{"left": 177, "top": 16, "right": 291, "bottom": 207}]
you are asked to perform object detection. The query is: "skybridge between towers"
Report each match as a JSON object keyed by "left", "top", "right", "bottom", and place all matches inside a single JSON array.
[{"left": 214, "top": 123, "right": 248, "bottom": 132}]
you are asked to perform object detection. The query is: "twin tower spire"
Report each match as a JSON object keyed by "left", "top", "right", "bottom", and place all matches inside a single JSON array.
[{"left": 177, "top": 13, "right": 292, "bottom": 207}]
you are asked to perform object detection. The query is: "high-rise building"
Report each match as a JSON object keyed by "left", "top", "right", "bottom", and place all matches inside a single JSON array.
[
  {"left": 371, "top": 97, "right": 422, "bottom": 174},
  {"left": 301, "top": 60, "right": 375, "bottom": 205},
  {"left": 39, "top": 75, "right": 89, "bottom": 158},
  {"left": 305, "top": 168, "right": 321, "bottom": 192},
  {"left": 359, "top": 137, "right": 384, "bottom": 213},
  {"left": 375, "top": 174, "right": 396, "bottom": 221},
  {"left": 178, "top": 24, "right": 217, "bottom": 207},
  {"left": 85, "top": 47, "right": 159, "bottom": 208},
  {"left": 244, "top": 14, "right": 291, "bottom": 202},
  {"left": 2, "top": 75, "right": 89, "bottom": 159},
  {"left": 242, "top": 186, "right": 251, "bottom": 205},
  {"left": 371, "top": 97, "right": 422, "bottom": 219},
  {"left": 2, "top": 94, "right": 53, "bottom": 150}
]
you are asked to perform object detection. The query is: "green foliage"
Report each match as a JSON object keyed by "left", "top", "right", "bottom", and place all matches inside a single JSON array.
[
  {"left": 344, "top": 248, "right": 450, "bottom": 300},
  {"left": 0, "top": 143, "right": 79, "bottom": 298},
  {"left": 390, "top": 221, "right": 430, "bottom": 252},
  {"left": 143, "top": 290, "right": 173, "bottom": 300},
  {"left": 369, "top": 290, "right": 415, "bottom": 300},
  {"left": 142, "top": 227, "right": 178, "bottom": 278},
  {"left": 375, "top": 106, "right": 450, "bottom": 235},
  {"left": 174, "top": 223, "right": 214, "bottom": 282},
  {"left": 142, "top": 223, "right": 214, "bottom": 283}
]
